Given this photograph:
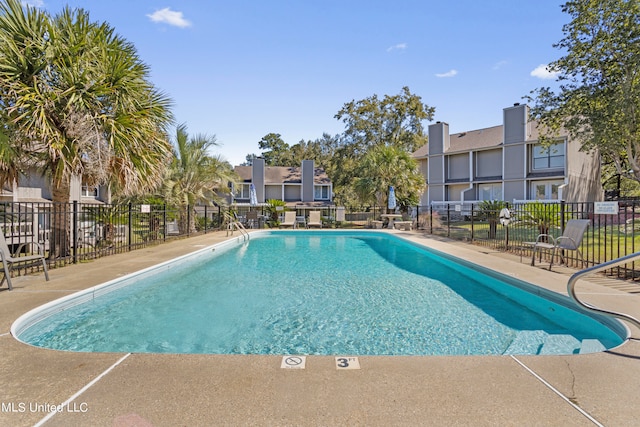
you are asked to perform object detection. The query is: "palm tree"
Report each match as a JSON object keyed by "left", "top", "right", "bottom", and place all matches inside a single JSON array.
[
  {"left": 478, "top": 200, "right": 506, "bottom": 239},
  {"left": 0, "top": 1, "right": 174, "bottom": 258},
  {"left": 163, "top": 124, "right": 236, "bottom": 233},
  {"left": 354, "top": 145, "right": 425, "bottom": 211}
]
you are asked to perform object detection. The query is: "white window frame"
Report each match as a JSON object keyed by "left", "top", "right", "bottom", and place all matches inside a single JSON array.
[
  {"left": 314, "top": 185, "right": 330, "bottom": 200},
  {"left": 532, "top": 142, "right": 564, "bottom": 170},
  {"left": 478, "top": 183, "right": 502, "bottom": 201},
  {"left": 234, "top": 183, "right": 250, "bottom": 199},
  {"left": 531, "top": 180, "right": 564, "bottom": 200}
]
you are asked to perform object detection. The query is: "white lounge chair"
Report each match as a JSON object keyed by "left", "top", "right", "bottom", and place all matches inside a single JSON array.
[
  {"left": 0, "top": 229, "right": 49, "bottom": 290},
  {"left": 280, "top": 211, "right": 297, "bottom": 228},
  {"left": 307, "top": 211, "right": 322, "bottom": 228},
  {"left": 525, "top": 219, "right": 589, "bottom": 270}
]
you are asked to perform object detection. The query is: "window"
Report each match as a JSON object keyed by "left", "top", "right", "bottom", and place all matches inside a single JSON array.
[
  {"left": 532, "top": 142, "right": 564, "bottom": 170},
  {"left": 531, "top": 180, "right": 563, "bottom": 200},
  {"left": 234, "top": 183, "right": 250, "bottom": 199},
  {"left": 314, "top": 185, "right": 330, "bottom": 200},
  {"left": 479, "top": 183, "right": 502, "bottom": 201},
  {"left": 81, "top": 184, "right": 98, "bottom": 198}
]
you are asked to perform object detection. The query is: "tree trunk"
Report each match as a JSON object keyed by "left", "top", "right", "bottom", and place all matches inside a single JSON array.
[
  {"left": 188, "top": 206, "right": 197, "bottom": 234},
  {"left": 50, "top": 179, "right": 72, "bottom": 260},
  {"left": 488, "top": 219, "right": 498, "bottom": 239},
  {"left": 178, "top": 205, "right": 188, "bottom": 234},
  {"left": 178, "top": 204, "right": 196, "bottom": 234},
  {"left": 538, "top": 224, "right": 550, "bottom": 242}
]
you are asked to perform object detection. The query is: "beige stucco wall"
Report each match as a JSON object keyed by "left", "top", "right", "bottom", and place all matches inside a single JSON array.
[{"left": 563, "top": 142, "right": 602, "bottom": 202}]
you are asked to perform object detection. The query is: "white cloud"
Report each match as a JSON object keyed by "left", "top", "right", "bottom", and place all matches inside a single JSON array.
[
  {"left": 492, "top": 60, "right": 508, "bottom": 70},
  {"left": 435, "top": 69, "right": 458, "bottom": 78},
  {"left": 147, "top": 8, "right": 192, "bottom": 28},
  {"left": 21, "top": 0, "right": 44, "bottom": 7},
  {"left": 530, "top": 64, "right": 560, "bottom": 80},
  {"left": 386, "top": 43, "right": 407, "bottom": 52}
]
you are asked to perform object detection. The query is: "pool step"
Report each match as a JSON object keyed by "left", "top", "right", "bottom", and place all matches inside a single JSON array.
[
  {"left": 578, "top": 339, "right": 606, "bottom": 354},
  {"left": 538, "top": 334, "right": 581, "bottom": 355},
  {"left": 504, "top": 331, "right": 605, "bottom": 355},
  {"left": 503, "top": 330, "right": 548, "bottom": 354}
]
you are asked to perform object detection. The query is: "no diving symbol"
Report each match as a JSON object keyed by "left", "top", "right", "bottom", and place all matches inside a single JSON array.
[
  {"left": 281, "top": 355, "right": 306, "bottom": 369},
  {"left": 285, "top": 356, "right": 302, "bottom": 366}
]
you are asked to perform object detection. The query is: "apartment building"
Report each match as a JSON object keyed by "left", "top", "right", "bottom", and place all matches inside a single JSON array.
[
  {"left": 232, "top": 158, "right": 333, "bottom": 207},
  {"left": 413, "top": 103, "right": 602, "bottom": 206},
  {"left": 0, "top": 167, "right": 111, "bottom": 204}
]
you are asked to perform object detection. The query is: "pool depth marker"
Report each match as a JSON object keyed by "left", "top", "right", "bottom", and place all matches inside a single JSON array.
[{"left": 335, "top": 356, "right": 360, "bottom": 370}]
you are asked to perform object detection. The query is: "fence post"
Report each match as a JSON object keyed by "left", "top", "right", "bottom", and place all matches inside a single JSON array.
[
  {"left": 163, "top": 204, "right": 167, "bottom": 242},
  {"left": 187, "top": 204, "right": 191, "bottom": 237},
  {"left": 128, "top": 202, "right": 133, "bottom": 252},
  {"left": 430, "top": 205, "right": 433, "bottom": 234},
  {"left": 72, "top": 201, "right": 78, "bottom": 264},
  {"left": 204, "top": 205, "right": 208, "bottom": 234},
  {"left": 447, "top": 204, "right": 451, "bottom": 238},
  {"left": 470, "top": 203, "right": 474, "bottom": 241}
]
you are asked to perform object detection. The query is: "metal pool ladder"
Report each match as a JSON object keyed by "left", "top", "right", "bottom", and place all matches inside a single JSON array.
[
  {"left": 229, "top": 221, "right": 250, "bottom": 241},
  {"left": 567, "top": 252, "right": 640, "bottom": 330}
]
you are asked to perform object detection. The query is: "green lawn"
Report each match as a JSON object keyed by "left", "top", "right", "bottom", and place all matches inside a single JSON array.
[{"left": 438, "top": 220, "right": 640, "bottom": 264}]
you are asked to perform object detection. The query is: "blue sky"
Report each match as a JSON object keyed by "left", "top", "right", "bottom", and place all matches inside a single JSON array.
[{"left": 32, "top": 1, "right": 566, "bottom": 166}]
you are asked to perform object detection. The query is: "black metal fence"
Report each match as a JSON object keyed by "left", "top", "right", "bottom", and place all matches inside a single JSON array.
[
  {"left": 4, "top": 199, "right": 640, "bottom": 281},
  {"left": 419, "top": 200, "right": 640, "bottom": 280},
  {"left": 0, "top": 201, "right": 225, "bottom": 274},
  {"left": 233, "top": 201, "right": 640, "bottom": 279}
]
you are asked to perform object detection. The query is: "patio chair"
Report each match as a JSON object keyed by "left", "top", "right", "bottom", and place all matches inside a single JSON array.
[
  {"left": 245, "top": 210, "right": 259, "bottom": 229},
  {"left": 307, "top": 211, "right": 322, "bottom": 228},
  {"left": 526, "top": 219, "right": 589, "bottom": 271},
  {"left": 280, "top": 211, "right": 297, "bottom": 229},
  {"left": 0, "top": 229, "right": 49, "bottom": 290}
]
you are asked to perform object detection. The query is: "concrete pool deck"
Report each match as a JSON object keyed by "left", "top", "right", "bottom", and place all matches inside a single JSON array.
[{"left": 1, "top": 230, "right": 639, "bottom": 426}]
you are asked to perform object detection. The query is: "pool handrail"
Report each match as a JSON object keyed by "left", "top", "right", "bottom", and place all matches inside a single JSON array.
[
  {"left": 232, "top": 221, "right": 250, "bottom": 241},
  {"left": 567, "top": 251, "right": 640, "bottom": 330}
]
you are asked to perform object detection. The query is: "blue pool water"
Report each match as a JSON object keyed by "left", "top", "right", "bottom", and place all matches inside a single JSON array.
[{"left": 15, "top": 231, "right": 625, "bottom": 355}]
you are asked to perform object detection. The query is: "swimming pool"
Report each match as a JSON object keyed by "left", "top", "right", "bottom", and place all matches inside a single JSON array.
[{"left": 13, "top": 230, "right": 626, "bottom": 355}]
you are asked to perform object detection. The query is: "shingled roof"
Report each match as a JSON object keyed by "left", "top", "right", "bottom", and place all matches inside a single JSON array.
[
  {"left": 234, "top": 165, "right": 331, "bottom": 184},
  {"left": 413, "top": 121, "right": 545, "bottom": 158}
]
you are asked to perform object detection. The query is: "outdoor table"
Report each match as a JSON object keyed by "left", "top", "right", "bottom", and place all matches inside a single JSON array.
[{"left": 380, "top": 214, "right": 403, "bottom": 229}]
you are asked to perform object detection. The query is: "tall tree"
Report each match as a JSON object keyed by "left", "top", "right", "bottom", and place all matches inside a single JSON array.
[
  {"left": 164, "top": 124, "right": 235, "bottom": 233},
  {"left": 332, "top": 87, "right": 434, "bottom": 205},
  {"left": 258, "top": 133, "right": 292, "bottom": 165},
  {"left": 0, "top": 0, "right": 173, "bottom": 257},
  {"left": 527, "top": 0, "right": 640, "bottom": 181},
  {"left": 353, "top": 145, "right": 425, "bottom": 209},
  {"left": 241, "top": 153, "right": 259, "bottom": 166},
  {"left": 289, "top": 139, "right": 322, "bottom": 165},
  {"left": 335, "top": 86, "right": 434, "bottom": 154}
]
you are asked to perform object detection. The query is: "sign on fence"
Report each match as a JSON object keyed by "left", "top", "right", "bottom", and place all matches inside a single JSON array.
[{"left": 594, "top": 201, "right": 618, "bottom": 215}]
